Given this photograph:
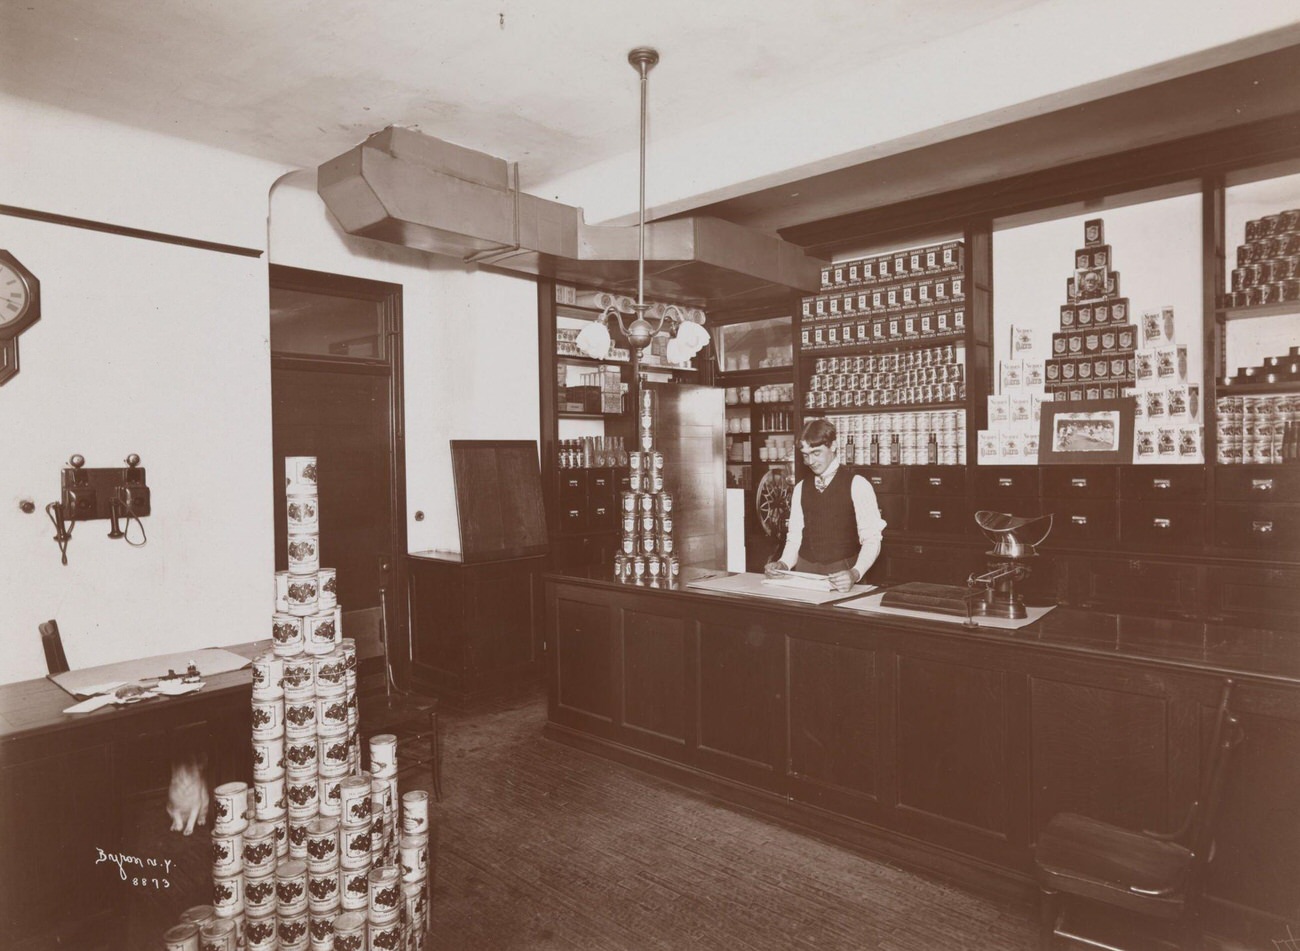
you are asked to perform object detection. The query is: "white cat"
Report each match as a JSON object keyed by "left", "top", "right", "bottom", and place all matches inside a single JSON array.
[{"left": 166, "top": 756, "right": 209, "bottom": 835}]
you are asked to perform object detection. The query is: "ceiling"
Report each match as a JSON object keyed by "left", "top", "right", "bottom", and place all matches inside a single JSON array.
[{"left": 6, "top": 1, "right": 1300, "bottom": 232}]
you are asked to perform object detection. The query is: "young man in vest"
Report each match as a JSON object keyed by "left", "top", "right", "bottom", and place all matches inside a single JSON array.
[{"left": 764, "top": 418, "right": 886, "bottom": 592}]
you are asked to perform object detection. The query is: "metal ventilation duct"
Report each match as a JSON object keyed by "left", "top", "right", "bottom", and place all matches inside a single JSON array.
[{"left": 317, "top": 126, "right": 824, "bottom": 307}]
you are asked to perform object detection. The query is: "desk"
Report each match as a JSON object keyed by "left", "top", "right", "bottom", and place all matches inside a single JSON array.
[{"left": 0, "top": 642, "right": 262, "bottom": 950}]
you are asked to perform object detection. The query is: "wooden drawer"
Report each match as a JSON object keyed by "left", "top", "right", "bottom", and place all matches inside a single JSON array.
[
  {"left": 974, "top": 466, "right": 1040, "bottom": 499},
  {"left": 1214, "top": 503, "right": 1300, "bottom": 555},
  {"left": 589, "top": 469, "right": 617, "bottom": 500},
  {"left": 558, "top": 502, "right": 587, "bottom": 534},
  {"left": 906, "top": 465, "right": 967, "bottom": 497},
  {"left": 1040, "top": 499, "right": 1117, "bottom": 549},
  {"left": 856, "top": 466, "right": 906, "bottom": 494},
  {"left": 1120, "top": 465, "right": 1207, "bottom": 501},
  {"left": 1215, "top": 465, "right": 1300, "bottom": 503},
  {"left": 1119, "top": 501, "right": 1206, "bottom": 552},
  {"left": 905, "top": 496, "right": 970, "bottom": 535},
  {"left": 1206, "top": 563, "right": 1300, "bottom": 627},
  {"left": 557, "top": 470, "right": 587, "bottom": 495},
  {"left": 1065, "top": 556, "right": 1201, "bottom": 619},
  {"left": 1041, "top": 466, "right": 1117, "bottom": 499},
  {"left": 588, "top": 498, "right": 616, "bottom": 531},
  {"left": 875, "top": 492, "right": 906, "bottom": 532}
]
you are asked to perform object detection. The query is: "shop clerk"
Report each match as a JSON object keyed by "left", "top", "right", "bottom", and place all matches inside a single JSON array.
[{"left": 765, "top": 418, "right": 886, "bottom": 592}]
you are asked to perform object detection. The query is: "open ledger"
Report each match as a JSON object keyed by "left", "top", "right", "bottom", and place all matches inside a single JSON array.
[{"left": 762, "top": 569, "right": 871, "bottom": 593}]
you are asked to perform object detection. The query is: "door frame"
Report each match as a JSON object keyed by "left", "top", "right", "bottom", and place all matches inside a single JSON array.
[{"left": 268, "top": 264, "right": 410, "bottom": 677}]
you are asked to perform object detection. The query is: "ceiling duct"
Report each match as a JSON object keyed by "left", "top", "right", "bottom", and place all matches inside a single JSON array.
[{"left": 317, "top": 126, "right": 825, "bottom": 307}]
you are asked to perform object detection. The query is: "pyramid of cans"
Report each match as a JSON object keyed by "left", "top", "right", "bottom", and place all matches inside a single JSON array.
[
  {"left": 613, "top": 389, "right": 679, "bottom": 587},
  {"left": 160, "top": 456, "right": 433, "bottom": 951}
]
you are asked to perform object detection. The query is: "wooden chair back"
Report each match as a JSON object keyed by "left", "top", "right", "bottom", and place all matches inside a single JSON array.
[{"left": 39, "top": 619, "right": 70, "bottom": 675}]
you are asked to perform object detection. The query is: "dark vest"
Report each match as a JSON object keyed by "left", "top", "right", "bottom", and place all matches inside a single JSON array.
[{"left": 800, "top": 468, "right": 859, "bottom": 565}]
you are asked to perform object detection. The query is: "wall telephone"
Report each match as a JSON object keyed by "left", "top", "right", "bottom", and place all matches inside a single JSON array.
[{"left": 48, "top": 453, "right": 151, "bottom": 564}]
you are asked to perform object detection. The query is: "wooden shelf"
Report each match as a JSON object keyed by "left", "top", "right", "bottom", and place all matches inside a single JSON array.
[
  {"left": 813, "top": 400, "right": 967, "bottom": 417},
  {"left": 714, "top": 366, "right": 794, "bottom": 383},
  {"left": 801, "top": 331, "right": 966, "bottom": 358},
  {"left": 557, "top": 411, "right": 618, "bottom": 420},
  {"left": 556, "top": 352, "right": 629, "bottom": 366},
  {"left": 1215, "top": 301, "right": 1300, "bottom": 321},
  {"left": 1217, "top": 380, "right": 1300, "bottom": 395}
]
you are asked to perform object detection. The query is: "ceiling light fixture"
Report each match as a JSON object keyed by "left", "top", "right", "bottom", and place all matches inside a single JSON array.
[{"left": 574, "top": 48, "right": 709, "bottom": 365}]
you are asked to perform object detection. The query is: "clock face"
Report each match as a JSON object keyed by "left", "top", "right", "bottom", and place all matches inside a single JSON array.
[{"left": 0, "top": 251, "right": 39, "bottom": 339}]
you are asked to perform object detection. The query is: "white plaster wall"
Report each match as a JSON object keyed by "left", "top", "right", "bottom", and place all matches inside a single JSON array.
[
  {"left": 0, "top": 98, "right": 285, "bottom": 684},
  {"left": 267, "top": 172, "right": 541, "bottom": 555}
]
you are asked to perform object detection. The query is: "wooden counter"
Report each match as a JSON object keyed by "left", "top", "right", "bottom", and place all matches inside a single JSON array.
[{"left": 543, "top": 573, "right": 1300, "bottom": 943}]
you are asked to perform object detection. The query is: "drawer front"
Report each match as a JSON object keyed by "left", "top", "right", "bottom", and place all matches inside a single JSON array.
[
  {"left": 588, "top": 469, "right": 616, "bottom": 500},
  {"left": 557, "top": 470, "right": 587, "bottom": 496},
  {"left": 588, "top": 498, "right": 616, "bottom": 532},
  {"left": 1207, "top": 564, "right": 1300, "bottom": 626},
  {"left": 905, "top": 497, "right": 970, "bottom": 535},
  {"left": 855, "top": 466, "right": 906, "bottom": 495},
  {"left": 1120, "top": 465, "right": 1207, "bottom": 501},
  {"left": 1066, "top": 556, "right": 1201, "bottom": 618},
  {"left": 1041, "top": 466, "right": 1117, "bottom": 499},
  {"left": 906, "top": 465, "right": 968, "bottom": 497},
  {"left": 1215, "top": 465, "right": 1300, "bottom": 503},
  {"left": 1119, "top": 501, "right": 1206, "bottom": 552},
  {"left": 1040, "top": 499, "right": 1118, "bottom": 548},
  {"left": 876, "top": 492, "right": 906, "bottom": 533},
  {"left": 558, "top": 502, "right": 587, "bottom": 534},
  {"left": 974, "top": 466, "right": 1040, "bottom": 499},
  {"left": 1214, "top": 503, "right": 1300, "bottom": 554}
]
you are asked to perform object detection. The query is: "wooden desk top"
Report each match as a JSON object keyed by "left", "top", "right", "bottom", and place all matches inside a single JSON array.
[{"left": 0, "top": 640, "right": 266, "bottom": 744}]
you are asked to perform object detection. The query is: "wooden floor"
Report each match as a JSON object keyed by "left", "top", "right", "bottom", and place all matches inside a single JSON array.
[{"left": 422, "top": 687, "right": 1038, "bottom": 951}]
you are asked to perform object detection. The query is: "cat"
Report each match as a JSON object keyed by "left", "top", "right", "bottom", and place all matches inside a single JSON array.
[{"left": 166, "top": 755, "right": 209, "bottom": 835}]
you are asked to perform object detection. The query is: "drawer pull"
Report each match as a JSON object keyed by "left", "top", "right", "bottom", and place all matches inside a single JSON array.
[
  {"left": 1071, "top": 477, "right": 1088, "bottom": 488},
  {"left": 1071, "top": 515, "right": 1088, "bottom": 526},
  {"left": 997, "top": 477, "right": 1013, "bottom": 487},
  {"left": 1253, "top": 521, "right": 1275, "bottom": 534},
  {"left": 1152, "top": 479, "right": 1171, "bottom": 490},
  {"left": 1251, "top": 479, "right": 1274, "bottom": 492},
  {"left": 928, "top": 510, "right": 943, "bottom": 519},
  {"left": 928, "top": 477, "right": 943, "bottom": 486},
  {"left": 870, "top": 476, "right": 883, "bottom": 486},
  {"left": 1153, "top": 518, "right": 1171, "bottom": 530}
]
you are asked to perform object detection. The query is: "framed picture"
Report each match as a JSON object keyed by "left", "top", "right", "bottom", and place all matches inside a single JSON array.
[{"left": 1038, "top": 397, "right": 1135, "bottom": 465}]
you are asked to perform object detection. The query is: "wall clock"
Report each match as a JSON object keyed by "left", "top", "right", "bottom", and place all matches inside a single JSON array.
[{"left": 0, "top": 250, "right": 40, "bottom": 387}]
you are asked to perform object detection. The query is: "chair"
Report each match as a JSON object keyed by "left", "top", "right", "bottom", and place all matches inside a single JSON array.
[
  {"left": 1034, "top": 679, "right": 1244, "bottom": 951},
  {"left": 358, "top": 585, "right": 441, "bottom": 801},
  {"left": 39, "top": 619, "right": 69, "bottom": 675}
]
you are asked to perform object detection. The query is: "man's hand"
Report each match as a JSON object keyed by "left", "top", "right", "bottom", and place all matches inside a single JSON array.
[
  {"left": 764, "top": 560, "right": 788, "bottom": 578},
  {"left": 828, "top": 568, "right": 861, "bottom": 592}
]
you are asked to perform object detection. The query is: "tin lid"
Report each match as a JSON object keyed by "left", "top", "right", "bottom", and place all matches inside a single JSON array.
[
  {"left": 180, "top": 904, "right": 216, "bottom": 924},
  {"left": 277, "top": 858, "right": 308, "bottom": 877},
  {"left": 307, "top": 816, "right": 339, "bottom": 835},
  {"left": 166, "top": 921, "right": 201, "bottom": 940},
  {"left": 332, "top": 911, "right": 366, "bottom": 934},
  {"left": 368, "top": 864, "right": 400, "bottom": 885},
  {"left": 200, "top": 918, "right": 236, "bottom": 936}
]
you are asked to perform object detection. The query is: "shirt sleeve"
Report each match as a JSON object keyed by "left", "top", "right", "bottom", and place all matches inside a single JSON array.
[
  {"left": 777, "top": 480, "right": 804, "bottom": 569},
  {"left": 850, "top": 474, "right": 887, "bottom": 581}
]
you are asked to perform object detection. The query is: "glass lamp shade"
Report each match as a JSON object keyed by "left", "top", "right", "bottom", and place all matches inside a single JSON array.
[
  {"left": 676, "top": 319, "right": 710, "bottom": 355},
  {"left": 574, "top": 320, "right": 612, "bottom": 359},
  {"left": 664, "top": 336, "right": 691, "bottom": 365}
]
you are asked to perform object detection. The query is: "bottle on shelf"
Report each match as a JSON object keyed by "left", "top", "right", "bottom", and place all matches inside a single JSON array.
[
  {"left": 869, "top": 433, "right": 880, "bottom": 465},
  {"left": 927, "top": 431, "right": 939, "bottom": 465}
]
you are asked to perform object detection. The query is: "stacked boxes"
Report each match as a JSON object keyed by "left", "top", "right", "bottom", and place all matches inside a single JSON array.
[
  {"left": 613, "top": 390, "right": 679, "bottom": 587},
  {"left": 1215, "top": 393, "right": 1300, "bottom": 464},
  {"left": 164, "top": 457, "right": 431, "bottom": 951},
  {"left": 1133, "top": 308, "right": 1202, "bottom": 462},
  {"left": 1223, "top": 208, "right": 1300, "bottom": 308},
  {"left": 803, "top": 344, "right": 965, "bottom": 411},
  {"left": 978, "top": 322, "right": 1051, "bottom": 465},
  {"left": 834, "top": 410, "right": 965, "bottom": 466}
]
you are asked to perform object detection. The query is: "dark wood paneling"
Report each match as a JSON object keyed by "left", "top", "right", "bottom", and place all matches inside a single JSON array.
[
  {"left": 1214, "top": 503, "right": 1300, "bottom": 555},
  {"left": 895, "top": 655, "right": 1009, "bottom": 836},
  {"left": 1029, "top": 678, "right": 1171, "bottom": 837},
  {"left": 1119, "top": 465, "right": 1207, "bottom": 501},
  {"left": 1119, "top": 500, "right": 1207, "bottom": 552},
  {"left": 622, "top": 610, "right": 689, "bottom": 747},
  {"left": 1039, "top": 499, "right": 1118, "bottom": 549},
  {"left": 1066, "top": 557, "right": 1202, "bottom": 620},
  {"left": 787, "top": 637, "right": 879, "bottom": 804},
  {"left": 696, "top": 621, "right": 781, "bottom": 781},
  {"left": 554, "top": 598, "right": 615, "bottom": 724},
  {"left": 1206, "top": 564, "right": 1300, "bottom": 628}
]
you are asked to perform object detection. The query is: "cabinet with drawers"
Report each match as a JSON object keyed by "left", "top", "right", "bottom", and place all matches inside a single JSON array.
[{"left": 552, "top": 466, "right": 627, "bottom": 571}]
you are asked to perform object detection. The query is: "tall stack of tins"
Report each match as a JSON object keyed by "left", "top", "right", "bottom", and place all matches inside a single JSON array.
[
  {"left": 613, "top": 389, "right": 679, "bottom": 586},
  {"left": 161, "top": 457, "right": 431, "bottom": 950}
]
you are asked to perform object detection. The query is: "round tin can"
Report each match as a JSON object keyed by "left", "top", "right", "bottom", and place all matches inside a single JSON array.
[
  {"left": 368, "top": 864, "right": 402, "bottom": 918},
  {"left": 631, "top": 556, "right": 646, "bottom": 582},
  {"left": 309, "top": 910, "right": 339, "bottom": 948},
  {"left": 655, "top": 492, "right": 673, "bottom": 514},
  {"left": 250, "top": 696, "right": 284, "bottom": 740},
  {"left": 657, "top": 514, "right": 673, "bottom": 535},
  {"left": 307, "top": 866, "right": 341, "bottom": 913},
  {"left": 213, "top": 782, "right": 249, "bottom": 834},
  {"left": 314, "top": 651, "right": 347, "bottom": 694},
  {"left": 629, "top": 470, "right": 643, "bottom": 492},
  {"left": 638, "top": 493, "right": 654, "bottom": 514},
  {"left": 340, "top": 866, "right": 370, "bottom": 911},
  {"left": 277, "top": 858, "right": 310, "bottom": 915},
  {"left": 244, "top": 870, "right": 277, "bottom": 917},
  {"left": 287, "top": 532, "right": 321, "bottom": 577},
  {"left": 370, "top": 776, "right": 393, "bottom": 821},
  {"left": 620, "top": 491, "right": 637, "bottom": 514},
  {"left": 282, "top": 654, "right": 315, "bottom": 694},
  {"left": 340, "top": 823, "right": 373, "bottom": 869},
  {"left": 254, "top": 776, "right": 287, "bottom": 819},
  {"left": 369, "top": 734, "right": 398, "bottom": 776},
  {"left": 211, "top": 871, "right": 243, "bottom": 915},
  {"left": 287, "top": 773, "right": 319, "bottom": 816},
  {"left": 316, "top": 695, "right": 349, "bottom": 732},
  {"left": 319, "top": 775, "right": 344, "bottom": 818},
  {"left": 650, "top": 471, "right": 665, "bottom": 493},
  {"left": 639, "top": 430, "right": 654, "bottom": 451},
  {"left": 646, "top": 555, "right": 661, "bottom": 579},
  {"left": 180, "top": 905, "right": 217, "bottom": 929},
  {"left": 199, "top": 918, "right": 238, "bottom": 951},
  {"left": 333, "top": 909, "right": 367, "bottom": 943},
  {"left": 285, "top": 456, "right": 319, "bottom": 496},
  {"left": 339, "top": 638, "right": 357, "bottom": 672},
  {"left": 399, "top": 835, "right": 428, "bottom": 883},
  {"left": 339, "top": 778, "right": 373, "bottom": 829},
  {"left": 278, "top": 910, "right": 310, "bottom": 951},
  {"left": 288, "top": 816, "right": 312, "bottom": 860},
  {"left": 304, "top": 611, "right": 338, "bottom": 656},
  {"left": 638, "top": 513, "right": 656, "bottom": 534},
  {"left": 163, "top": 921, "right": 200, "bottom": 951},
  {"left": 286, "top": 494, "right": 320, "bottom": 533},
  {"left": 628, "top": 450, "right": 643, "bottom": 471},
  {"left": 366, "top": 915, "right": 401, "bottom": 949},
  {"left": 319, "top": 730, "right": 351, "bottom": 776},
  {"left": 640, "top": 534, "right": 656, "bottom": 555},
  {"left": 660, "top": 534, "right": 675, "bottom": 555},
  {"left": 650, "top": 450, "right": 664, "bottom": 471},
  {"left": 404, "top": 879, "right": 428, "bottom": 927},
  {"left": 284, "top": 698, "right": 316, "bottom": 732},
  {"left": 401, "top": 790, "right": 429, "bottom": 836},
  {"left": 242, "top": 821, "right": 278, "bottom": 877},
  {"left": 243, "top": 915, "right": 278, "bottom": 951},
  {"left": 275, "top": 570, "right": 292, "bottom": 613},
  {"left": 316, "top": 567, "right": 338, "bottom": 611},
  {"left": 272, "top": 614, "right": 306, "bottom": 656},
  {"left": 251, "top": 652, "right": 284, "bottom": 699},
  {"left": 620, "top": 534, "right": 636, "bottom": 556},
  {"left": 284, "top": 735, "right": 317, "bottom": 772}
]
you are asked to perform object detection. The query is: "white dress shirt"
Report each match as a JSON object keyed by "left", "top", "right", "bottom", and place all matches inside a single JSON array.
[{"left": 778, "top": 458, "right": 887, "bottom": 580}]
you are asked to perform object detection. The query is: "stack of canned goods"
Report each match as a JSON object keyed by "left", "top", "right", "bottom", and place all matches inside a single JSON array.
[
  {"left": 1225, "top": 208, "right": 1300, "bottom": 308},
  {"left": 273, "top": 457, "right": 342, "bottom": 659},
  {"left": 613, "top": 390, "right": 681, "bottom": 586},
  {"left": 1215, "top": 394, "right": 1299, "bottom": 464},
  {"left": 804, "top": 344, "right": 965, "bottom": 410},
  {"left": 831, "top": 409, "right": 966, "bottom": 466}
]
